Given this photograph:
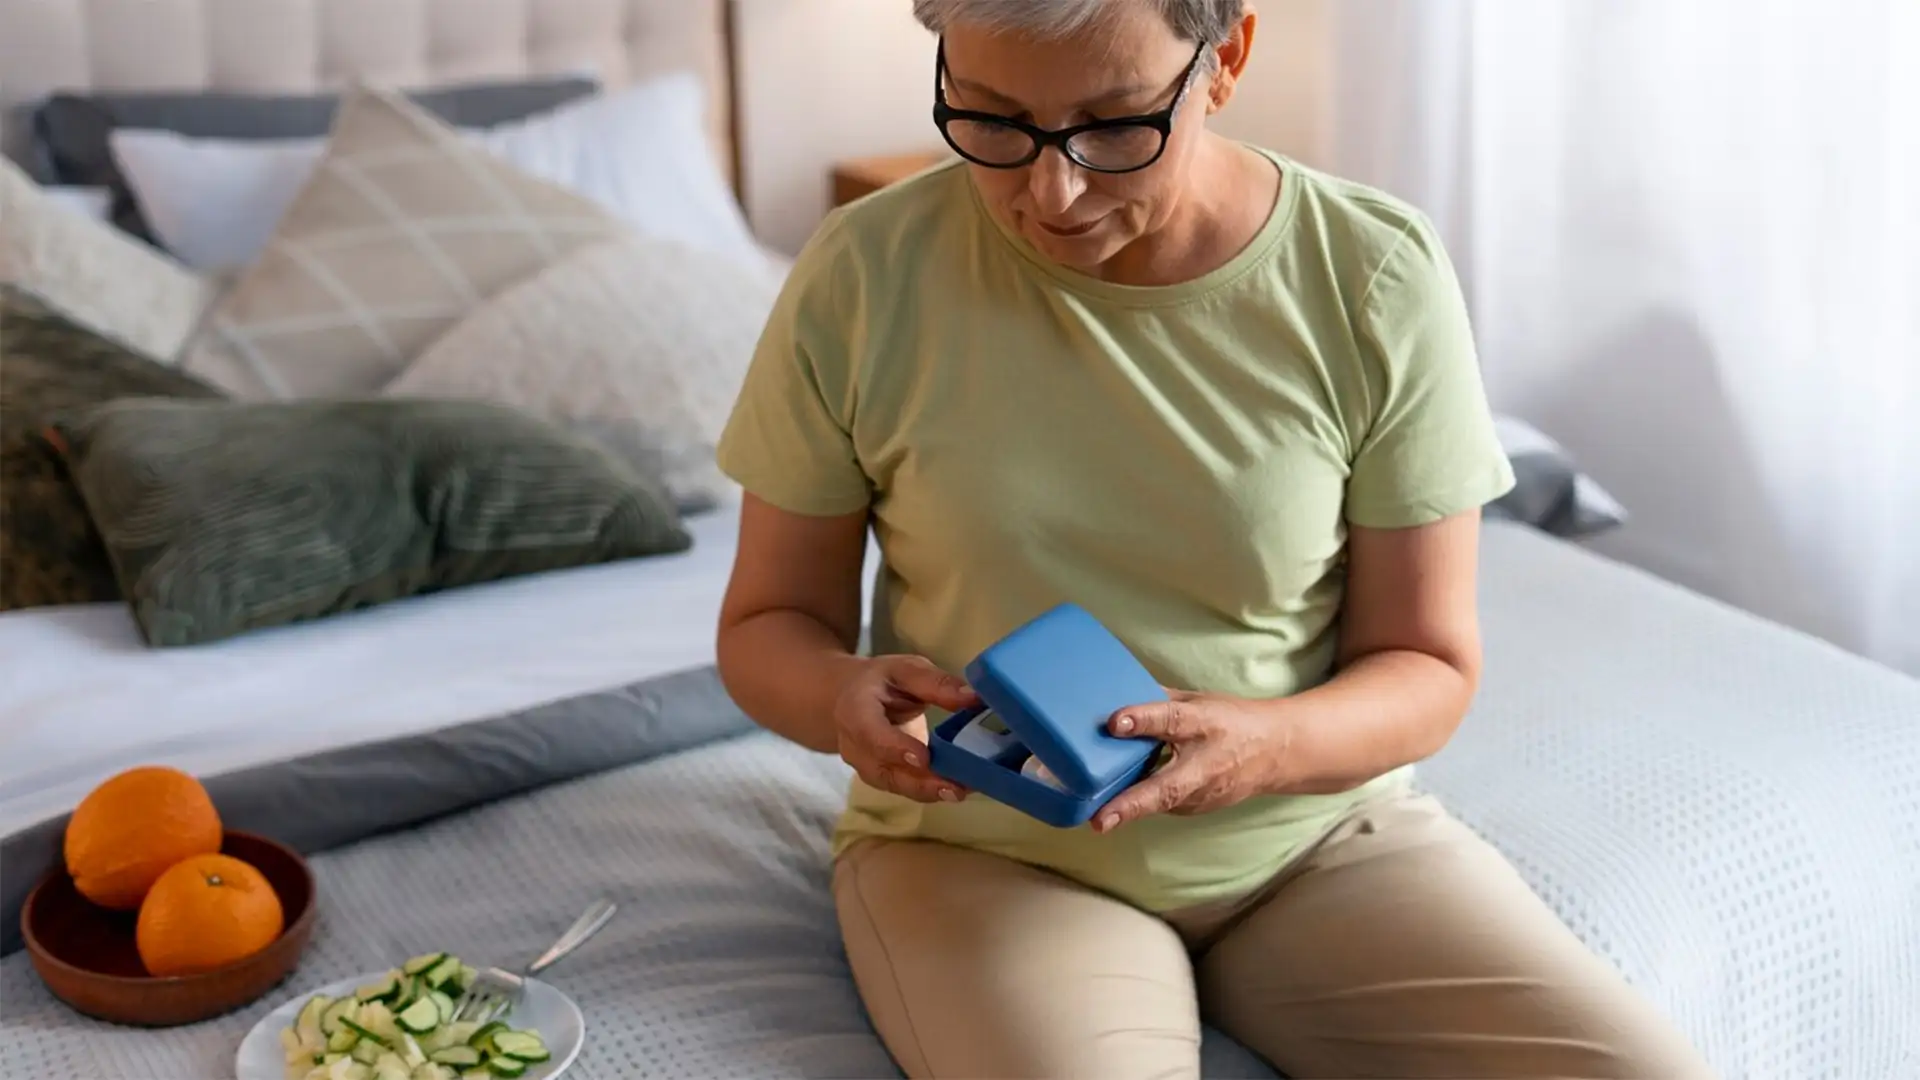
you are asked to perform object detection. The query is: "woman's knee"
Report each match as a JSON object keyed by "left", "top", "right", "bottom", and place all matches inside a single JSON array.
[
  {"left": 1190, "top": 795, "right": 1716, "bottom": 1078},
  {"left": 832, "top": 839, "right": 1204, "bottom": 1080}
]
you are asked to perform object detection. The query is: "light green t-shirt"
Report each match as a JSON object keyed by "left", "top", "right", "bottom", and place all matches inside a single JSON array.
[{"left": 715, "top": 148, "right": 1514, "bottom": 913}]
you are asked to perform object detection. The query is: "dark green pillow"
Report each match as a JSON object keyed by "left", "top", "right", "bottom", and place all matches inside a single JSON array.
[
  {"left": 47, "top": 397, "right": 694, "bottom": 647},
  {"left": 0, "top": 285, "right": 226, "bottom": 613}
]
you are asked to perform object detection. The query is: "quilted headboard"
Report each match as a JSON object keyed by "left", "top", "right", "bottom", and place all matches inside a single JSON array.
[{"left": 0, "top": 0, "right": 741, "bottom": 193}]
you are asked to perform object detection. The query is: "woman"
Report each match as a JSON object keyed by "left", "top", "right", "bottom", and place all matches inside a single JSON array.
[{"left": 715, "top": 1, "right": 1714, "bottom": 1077}]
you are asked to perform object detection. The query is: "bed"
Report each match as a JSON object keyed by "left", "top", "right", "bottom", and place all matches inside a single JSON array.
[
  {"left": 2, "top": 4, "right": 1918, "bottom": 1080},
  {"left": 4, "top": 517, "right": 1917, "bottom": 1080}
]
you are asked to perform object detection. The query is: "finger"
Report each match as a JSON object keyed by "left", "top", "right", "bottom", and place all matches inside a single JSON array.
[
  {"left": 1092, "top": 759, "right": 1203, "bottom": 833},
  {"left": 844, "top": 737, "right": 966, "bottom": 803},
  {"left": 874, "top": 762, "right": 968, "bottom": 805},
  {"left": 882, "top": 655, "right": 982, "bottom": 711},
  {"left": 1109, "top": 699, "right": 1208, "bottom": 742},
  {"left": 842, "top": 688, "right": 935, "bottom": 770},
  {"left": 839, "top": 717, "right": 968, "bottom": 805}
]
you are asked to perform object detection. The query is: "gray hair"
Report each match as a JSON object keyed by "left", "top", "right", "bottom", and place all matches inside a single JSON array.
[{"left": 913, "top": 0, "right": 1243, "bottom": 51}]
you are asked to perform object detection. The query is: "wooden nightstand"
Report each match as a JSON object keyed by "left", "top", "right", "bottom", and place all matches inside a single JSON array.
[{"left": 831, "top": 151, "right": 955, "bottom": 206}]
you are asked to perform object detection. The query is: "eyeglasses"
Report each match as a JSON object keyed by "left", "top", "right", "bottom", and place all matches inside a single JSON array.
[{"left": 932, "top": 38, "right": 1207, "bottom": 174}]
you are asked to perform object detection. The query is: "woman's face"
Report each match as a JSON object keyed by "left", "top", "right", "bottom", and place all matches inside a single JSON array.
[{"left": 938, "top": 7, "right": 1227, "bottom": 271}]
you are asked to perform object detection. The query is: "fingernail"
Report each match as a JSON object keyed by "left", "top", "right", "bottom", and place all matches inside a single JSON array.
[
  {"left": 904, "top": 751, "right": 923, "bottom": 768},
  {"left": 939, "top": 788, "right": 959, "bottom": 802},
  {"left": 1115, "top": 715, "right": 1134, "bottom": 734},
  {"left": 1098, "top": 813, "right": 1119, "bottom": 832}
]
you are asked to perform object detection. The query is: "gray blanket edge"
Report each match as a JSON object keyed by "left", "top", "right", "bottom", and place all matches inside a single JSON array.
[{"left": 0, "top": 663, "right": 757, "bottom": 956}]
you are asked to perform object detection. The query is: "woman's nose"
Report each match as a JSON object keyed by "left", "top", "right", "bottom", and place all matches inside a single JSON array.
[{"left": 1025, "top": 146, "right": 1086, "bottom": 217}]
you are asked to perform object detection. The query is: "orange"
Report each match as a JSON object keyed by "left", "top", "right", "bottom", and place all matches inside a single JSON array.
[
  {"left": 64, "top": 765, "right": 223, "bottom": 910},
  {"left": 135, "top": 853, "right": 285, "bottom": 977}
]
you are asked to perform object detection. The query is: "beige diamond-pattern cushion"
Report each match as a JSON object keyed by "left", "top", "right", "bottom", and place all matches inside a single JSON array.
[
  {"left": 382, "top": 234, "right": 785, "bottom": 509},
  {"left": 179, "top": 82, "right": 627, "bottom": 400}
]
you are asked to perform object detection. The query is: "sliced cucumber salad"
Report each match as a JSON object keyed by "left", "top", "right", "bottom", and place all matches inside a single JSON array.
[{"left": 278, "top": 952, "right": 553, "bottom": 1080}]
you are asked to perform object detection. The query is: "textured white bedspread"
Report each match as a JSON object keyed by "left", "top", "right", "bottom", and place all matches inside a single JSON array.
[{"left": 1419, "top": 525, "right": 1920, "bottom": 1079}]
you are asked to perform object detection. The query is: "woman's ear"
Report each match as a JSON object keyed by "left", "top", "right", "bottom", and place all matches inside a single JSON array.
[{"left": 1207, "top": 5, "right": 1260, "bottom": 114}]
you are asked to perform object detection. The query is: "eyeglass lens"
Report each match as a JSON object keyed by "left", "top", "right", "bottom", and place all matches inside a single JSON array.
[{"left": 943, "top": 119, "right": 1166, "bottom": 171}]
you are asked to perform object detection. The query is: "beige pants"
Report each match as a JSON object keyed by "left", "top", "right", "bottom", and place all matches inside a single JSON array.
[{"left": 833, "top": 791, "right": 1716, "bottom": 1080}]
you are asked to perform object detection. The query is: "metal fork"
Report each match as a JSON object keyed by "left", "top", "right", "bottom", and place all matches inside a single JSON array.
[{"left": 453, "top": 897, "right": 618, "bottom": 1024}]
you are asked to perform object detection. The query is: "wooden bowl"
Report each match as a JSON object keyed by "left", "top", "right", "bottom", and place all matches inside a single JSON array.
[{"left": 20, "top": 830, "right": 316, "bottom": 1027}]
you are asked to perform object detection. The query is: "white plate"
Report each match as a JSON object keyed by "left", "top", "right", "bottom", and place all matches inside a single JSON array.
[{"left": 235, "top": 971, "right": 584, "bottom": 1080}]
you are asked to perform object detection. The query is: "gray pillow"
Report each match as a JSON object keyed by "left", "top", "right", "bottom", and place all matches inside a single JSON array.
[
  {"left": 31, "top": 75, "right": 598, "bottom": 247},
  {"left": 1486, "top": 415, "right": 1628, "bottom": 538}
]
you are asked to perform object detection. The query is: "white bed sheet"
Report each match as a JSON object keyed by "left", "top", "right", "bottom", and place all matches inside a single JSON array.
[{"left": 0, "top": 503, "right": 862, "bottom": 836}]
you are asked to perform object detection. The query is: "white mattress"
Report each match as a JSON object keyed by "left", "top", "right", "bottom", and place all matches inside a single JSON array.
[{"left": 0, "top": 502, "right": 864, "bottom": 836}]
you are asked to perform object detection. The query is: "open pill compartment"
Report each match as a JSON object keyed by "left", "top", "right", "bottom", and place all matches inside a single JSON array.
[{"left": 927, "top": 603, "right": 1166, "bottom": 828}]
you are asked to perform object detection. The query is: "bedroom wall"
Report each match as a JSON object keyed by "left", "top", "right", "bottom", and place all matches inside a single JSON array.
[{"left": 735, "top": 0, "right": 1335, "bottom": 254}]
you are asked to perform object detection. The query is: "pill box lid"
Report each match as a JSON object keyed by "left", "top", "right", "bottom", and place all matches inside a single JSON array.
[{"left": 964, "top": 603, "right": 1165, "bottom": 796}]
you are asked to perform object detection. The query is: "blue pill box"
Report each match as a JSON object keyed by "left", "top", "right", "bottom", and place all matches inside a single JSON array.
[{"left": 927, "top": 603, "right": 1166, "bottom": 828}]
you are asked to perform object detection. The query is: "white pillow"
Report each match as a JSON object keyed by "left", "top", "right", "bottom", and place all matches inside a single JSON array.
[
  {"left": 106, "top": 134, "right": 324, "bottom": 271},
  {"left": 39, "top": 186, "right": 112, "bottom": 222},
  {"left": 476, "top": 73, "right": 760, "bottom": 266},
  {"left": 381, "top": 234, "right": 784, "bottom": 510},
  {"left": 0, "top": 158, "right": 214, "bottom": 361},
  {"left": 112, "top": 72, "right": 761, "bottom": 273}
]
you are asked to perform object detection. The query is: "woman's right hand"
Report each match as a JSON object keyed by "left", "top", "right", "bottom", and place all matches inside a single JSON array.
[{"left": 832, "top": 654, "right": 982, "bottom": 803}]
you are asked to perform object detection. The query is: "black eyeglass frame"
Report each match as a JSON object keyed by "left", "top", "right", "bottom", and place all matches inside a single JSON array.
[{"left": 931, "top": 38, "right": 1209, "bottom": 174}]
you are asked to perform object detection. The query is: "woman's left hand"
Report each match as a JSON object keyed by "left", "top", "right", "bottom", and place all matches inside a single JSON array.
[{"left": 1091, "top": 690, "right": 1292, "bottom": 834}]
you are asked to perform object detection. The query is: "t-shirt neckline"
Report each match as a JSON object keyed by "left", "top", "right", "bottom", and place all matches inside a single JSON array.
[{"left": 968, "top": 143, "right": 1301, "bottom": 308}]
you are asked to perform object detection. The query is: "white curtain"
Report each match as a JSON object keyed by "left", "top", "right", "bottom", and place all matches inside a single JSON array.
[{"left": 1328, "top": 0, "right": 1920, "bottom": 675}]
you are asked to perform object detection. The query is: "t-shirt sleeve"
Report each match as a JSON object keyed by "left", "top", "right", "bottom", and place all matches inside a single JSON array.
[
  {"left": 714, "top": 217, "right": 874, "bottom": 517},
  {"left": 1344, "top": 215, "right": 1515, "bottom": 528}
]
